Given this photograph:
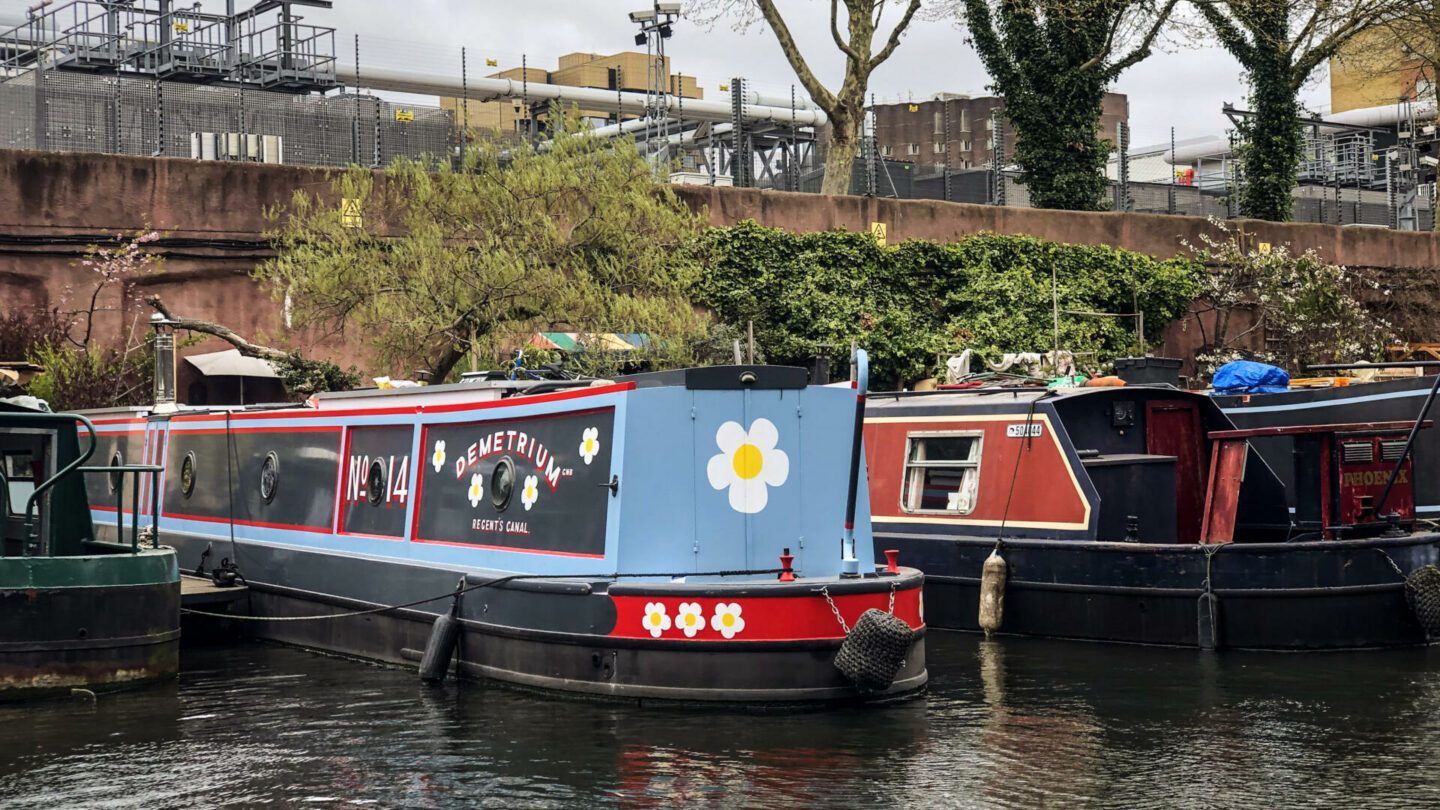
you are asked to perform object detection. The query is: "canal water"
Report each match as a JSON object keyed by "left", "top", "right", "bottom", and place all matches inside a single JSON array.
[{"left": 3, "top": 633, "right": 1440, "bottom": 809}]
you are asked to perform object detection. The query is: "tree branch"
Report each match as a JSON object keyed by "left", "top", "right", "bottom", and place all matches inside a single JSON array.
[
  {"left": 144, "top": 295, "right": 289, "bottom": 361},
  {"left": 1190, "top": 0, "right": 1256, "bottom": 66},
  {"left": 830, "top": 0, "right": 863, "bottom": 63},
  {"left": 873, "top": 0, "right": 924, "bottom": 66},
  {"left": 755, "top": 0, "right": 840, "bottom": 110}
]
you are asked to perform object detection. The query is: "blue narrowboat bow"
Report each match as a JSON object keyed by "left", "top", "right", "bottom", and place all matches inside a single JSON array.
[{"left": 87, "top": 358, "right": 926, "bottom": 703}]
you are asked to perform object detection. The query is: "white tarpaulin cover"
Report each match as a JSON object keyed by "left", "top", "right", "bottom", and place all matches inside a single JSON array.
[{"left": 184, "top": 349, "right": 280, "bottom": 378}]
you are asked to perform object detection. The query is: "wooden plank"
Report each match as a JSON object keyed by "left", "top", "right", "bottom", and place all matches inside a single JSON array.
[
  {"left": 1207, "top": 421, "right": 1431, "bottom": 440},
  {"left": 180, "top": 574, "right": 247, "bottom": 607},
  {"left": 1199, "top": 439, "right": 1246, "bottom": 544}
]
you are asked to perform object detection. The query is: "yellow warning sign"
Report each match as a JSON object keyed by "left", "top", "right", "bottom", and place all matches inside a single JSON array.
[
  {"left": 870, "top": 222, "right": 887, "bottom": 246},
  {"left": 1257, "top": 242, "right": 1271, "bottom": 254},
  {"left": 908, "top": 104, "right": 919, "bottom": 112},
  {"left": 486, "top": 58, "right": 498, "bottom": 67},
  {"left": 341, "top": 198, "right": 362, "bottom": 229},
  {"left": 394, "top": 110, "right": 414, "bottom": 123},
  {"left": 173, "top": 21, "right": 189, "bottom": 33}
]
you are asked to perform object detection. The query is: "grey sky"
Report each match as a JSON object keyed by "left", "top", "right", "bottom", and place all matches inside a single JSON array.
[{"left": 1, "top": 0, "right": 1331, "bottom": 147}]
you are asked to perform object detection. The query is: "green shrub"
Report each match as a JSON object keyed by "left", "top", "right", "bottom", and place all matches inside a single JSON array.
[{"left": 694, "top": 221, "right": 1200, "bottom": 388}]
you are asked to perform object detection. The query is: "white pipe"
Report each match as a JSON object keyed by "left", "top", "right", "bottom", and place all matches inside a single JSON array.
[
  {"left": 1162, "top": 135, "right": 1234, "bottom": 164},
  {"left": 335, "top": 63, "right": 828, "bottom": 126},
  {"left": 1320, "top": 99, "right": 1437, "bottom": 129}
]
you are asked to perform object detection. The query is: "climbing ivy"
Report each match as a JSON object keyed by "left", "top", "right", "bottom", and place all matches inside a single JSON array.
[
  {"left": 694, "top": 221, "right": 1200, "bottom": 388},
  {"left": 960, "top": 0, "right": 1176, "bottom": 211}
]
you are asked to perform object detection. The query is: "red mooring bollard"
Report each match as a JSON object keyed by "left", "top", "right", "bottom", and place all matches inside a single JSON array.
[
  {"left": 884, "top": 549, "right": 899, "bottom": 573},
  {"left": 779, "top": 548, "right": 796, "bottom": 581}
]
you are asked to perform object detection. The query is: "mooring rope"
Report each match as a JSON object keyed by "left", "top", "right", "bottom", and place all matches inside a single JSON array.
[{"left": 180, "top": 568, "right": 787, "bottom": 622}]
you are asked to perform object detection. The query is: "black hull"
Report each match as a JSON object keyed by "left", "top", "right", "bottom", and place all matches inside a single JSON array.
[
  {"left": 878, "top": 532, "right": 1439, "bottom": 650},
  {"left": 0, "top": 576, "right": 180, "bottom": 699},
  {"left": 167, "top": 532, "right": 927, "bottom": 704}
]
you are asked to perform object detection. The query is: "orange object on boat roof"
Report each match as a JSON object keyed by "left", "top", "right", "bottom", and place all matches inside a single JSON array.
[{"left": 1084, "top": 376, "right": 1127, "bottom": 387}]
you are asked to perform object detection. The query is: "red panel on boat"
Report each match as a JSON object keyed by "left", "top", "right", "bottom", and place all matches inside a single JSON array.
[{"left": 1145, "top": 400, "right": 1207, "bottom": 543}]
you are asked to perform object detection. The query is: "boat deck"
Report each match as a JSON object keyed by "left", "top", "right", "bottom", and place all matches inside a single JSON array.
[{"left": 179, "top": 575, "right": 247, "bottom": 608}]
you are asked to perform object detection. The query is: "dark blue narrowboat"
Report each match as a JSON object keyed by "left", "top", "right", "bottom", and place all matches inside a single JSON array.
[
  {"left": 1216, "top": 375, "right": 1440, "bottom": 518},
  {"left": 86, "top": 361, "right": 926, "bottom": 704},
  {"left": 864, "top": 385, "right": 1439, "bottom": 650}
]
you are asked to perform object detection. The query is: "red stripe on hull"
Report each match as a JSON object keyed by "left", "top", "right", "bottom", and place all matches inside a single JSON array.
[{"left": 608, "top": 584, "right": 924, "bottom": 641}]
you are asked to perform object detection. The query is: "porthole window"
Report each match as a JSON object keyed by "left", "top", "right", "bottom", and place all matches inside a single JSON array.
[
  {"left": 489, "top": 456, "right": 515, "bottom": 511},
  {"left": 366, "top": 459, "right": 387, "bottom": 506},
  {"left": 180, "top": 451, "right": 196, "bottom": 498},
  {"left": 259, "top": 451, "right": 280, "bottom": 504},
  {"left": 108, "top": 450, "right": 123, "bottom": 493}
]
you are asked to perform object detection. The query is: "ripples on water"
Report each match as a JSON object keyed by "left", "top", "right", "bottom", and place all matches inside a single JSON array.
[{"left": 3, "top": 634, "right": 1440, "bottom": 809}]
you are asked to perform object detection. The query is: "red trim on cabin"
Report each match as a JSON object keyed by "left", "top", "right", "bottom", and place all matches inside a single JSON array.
[
  {"left": 167, "top": 425, "right": 342, "bottom": 435},
  {"left": 171, "top": 381, "right": 636, "bottom": 423},
  {"left": 158, "top": 511, "right": 334, "bottom": 534},
  {"left": 608, "top": 586, "right": 924, "bottom": 641},
  {"left": 88, "top": 417, "right": 147, "bottom": 426},
  {"left": 864, "top": 418, "right": 1088, "bottom": 527}
]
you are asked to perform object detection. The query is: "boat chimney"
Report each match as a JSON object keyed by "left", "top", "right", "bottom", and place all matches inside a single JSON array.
[{"left": 150, "top": 313, "right": 180, "bottom": 413}]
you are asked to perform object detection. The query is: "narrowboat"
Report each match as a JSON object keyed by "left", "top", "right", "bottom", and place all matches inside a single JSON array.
[
  {"left": 864, "top": 384, "right": 1440, "bottom": 650},
  {"left": 88, "top": 359, "right": 926, "bottom": 704},
  {"left": 0, "top": 404, "right": 179, "bottom": 699},
  {"left": 1216, "top": 373, "right": 1440, "bottom": 517}
]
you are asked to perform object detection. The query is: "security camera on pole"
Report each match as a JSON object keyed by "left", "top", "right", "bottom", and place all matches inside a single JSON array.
[{"left": 629, "top": 3, "right": 682, "bottom": 171}]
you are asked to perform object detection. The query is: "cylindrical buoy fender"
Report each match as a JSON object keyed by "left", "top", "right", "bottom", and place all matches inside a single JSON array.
[
  {"left": 978, "top": 549, "right": 1007, "bottom": 638},
  {"left": 419, "top": 612, "right": 461, "bottom": 683}
]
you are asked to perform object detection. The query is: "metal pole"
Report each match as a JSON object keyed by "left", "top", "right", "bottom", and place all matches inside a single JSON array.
[
  {"left": 1168, "top": 125, "right": 1176, "bottom": 215},
  {"left": 460, "top": 46, "right": 468, "bottom": 167}
]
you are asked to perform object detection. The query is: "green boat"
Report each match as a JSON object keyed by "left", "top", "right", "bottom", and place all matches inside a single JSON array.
[{"left": 0, "top": 404, "right": 179, "bottom": 700}]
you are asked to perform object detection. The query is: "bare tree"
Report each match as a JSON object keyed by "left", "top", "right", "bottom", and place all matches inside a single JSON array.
[
  {"left": 695, "top": 1, "right": 924, "bottom": 196},
  {"left": 1192, "top": 0, "right": 1413, "bottom": 221}
]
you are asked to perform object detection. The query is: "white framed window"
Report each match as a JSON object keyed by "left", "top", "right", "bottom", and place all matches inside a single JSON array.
[
  {"left": 901, "top": 431, "right": 983, "bottom": 515},
  {"left": 933, "top": 141, "right": 947, "bottom": 153},
  {"left": 881, "top": 145, "right": 894, "bottom": 156},
  {"left": 961, "top": 139, "right": 972, "bottom": 153},
  {"left": 933, "top": 111, "right": 944, "bottom": 134},
  {"left": 907, "top": 143, "right": 920, "bottom": 155},
  {"left": 959, "top": 109, "right": 969, "bottom": 132}
]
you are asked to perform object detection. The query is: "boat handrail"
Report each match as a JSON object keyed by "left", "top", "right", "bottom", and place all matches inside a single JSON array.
[
  {"left": 76, "top": 464, "right": 163, "bottom": 552},
  {"left": 1207, "top": 420, "right": 1433, "bottom": 440}
]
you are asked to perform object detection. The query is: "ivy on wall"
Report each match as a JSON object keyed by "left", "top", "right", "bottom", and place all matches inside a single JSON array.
[{"left": 694, "top": 220, "right": 1200, "bottom": 388}]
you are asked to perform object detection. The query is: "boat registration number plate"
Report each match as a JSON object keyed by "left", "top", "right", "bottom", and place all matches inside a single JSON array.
[{"left": 1006, "top": 423, "right": 1043, "bottom": 438}]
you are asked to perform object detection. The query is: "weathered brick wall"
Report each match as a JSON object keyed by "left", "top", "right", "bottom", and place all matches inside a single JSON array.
[{"left": 3, "top": 149, "right": 1437, "bottom": 378}]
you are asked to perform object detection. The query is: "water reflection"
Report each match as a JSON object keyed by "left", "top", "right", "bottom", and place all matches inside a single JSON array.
[{"left": 1, "top": 635, "right": 1439, "bottom": 808}]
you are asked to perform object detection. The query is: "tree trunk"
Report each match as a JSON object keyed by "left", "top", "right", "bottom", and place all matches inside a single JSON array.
[
  {"left": 820, "top": 107, "right": 861, "bottom": 196},
  {"left": 428, "top": 340, "right": 469, "bottom": 383},
  {"left": 1238, "top": 53, "right": 1301, "bottom": 222}
]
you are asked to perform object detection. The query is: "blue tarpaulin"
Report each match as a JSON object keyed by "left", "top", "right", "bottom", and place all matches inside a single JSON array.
[{"left": 1213, "top": 360, "right": 1290, "bottom": 394}]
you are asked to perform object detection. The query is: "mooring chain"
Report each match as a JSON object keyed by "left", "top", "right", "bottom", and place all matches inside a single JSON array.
[
  {"left": 888, "top": 580, "right": 897, "bottom": 615},
  {"left": 818, "top": 585, "right": 849, "bottom": 634},
  {"left": 1375, "top": 547, "right": 1408, "bottom": 581}
]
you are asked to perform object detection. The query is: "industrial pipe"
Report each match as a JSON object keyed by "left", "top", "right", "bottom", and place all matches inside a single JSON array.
[{"left": 334, "top": 63, "right": 828, "bottom": 126}]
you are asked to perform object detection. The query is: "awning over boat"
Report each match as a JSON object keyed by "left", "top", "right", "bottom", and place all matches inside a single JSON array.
[
  {"left": 529, "top": 333, "right": 649, "bottom": 352},
  {"left": 184, "top": 349, "right": 280, "bottom": 378}
]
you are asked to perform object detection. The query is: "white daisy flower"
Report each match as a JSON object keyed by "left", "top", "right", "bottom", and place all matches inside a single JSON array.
[
  {"left": 579, "top": 427, "right": 600, "bottom": 465},
  {"left": 641, "top": 602, "right": 671, "bottom": 638},
  {"left": 432, "top": 440, "right": 446, "bottom": 473},
  {"left": 520, "top": 474, "right": 539, "bottom": 511},
  {"left": 466, "top": 472, "right": 483, "bottom": 508},
  {"left": 710, "top": 602, "right": 745, "bottom": 639},
  {"left": 676, "top": 602, "right": 704, "bottom": 638},
  {"left": 705, "top": 418, "right": 789, "bottom": 514}
]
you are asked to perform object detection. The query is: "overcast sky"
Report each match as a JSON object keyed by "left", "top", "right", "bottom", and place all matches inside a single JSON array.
[{"left": 1, "top": 0, "right": 1332, "bottom": 148}]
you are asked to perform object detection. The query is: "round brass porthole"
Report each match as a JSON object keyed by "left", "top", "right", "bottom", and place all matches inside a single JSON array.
[
  {"left": 108, "top": 450, "right": 123, "bottom": 493},
  {"left": 366, "top": 459, "right": 386, "bottom": 506},
  {"left": 489, "top": 456, "right": 515, "bottom": 511},
  {"left": 259, "top": 451, "right": 280, "bottom": 504},
  {"left": 180, "top": 451, "right": 196, "bottom": 498}
]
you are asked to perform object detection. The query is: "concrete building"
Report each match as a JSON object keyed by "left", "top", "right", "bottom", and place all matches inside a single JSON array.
[
  {"left": 438, "top": 51, "right": 703, "bottom": 138},
  {"left": 1330, "top": 27, "right": 1434, "bottom": 114},
  {"left": 869, "top": 92, "right": 1128, "bottom": 171}
]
